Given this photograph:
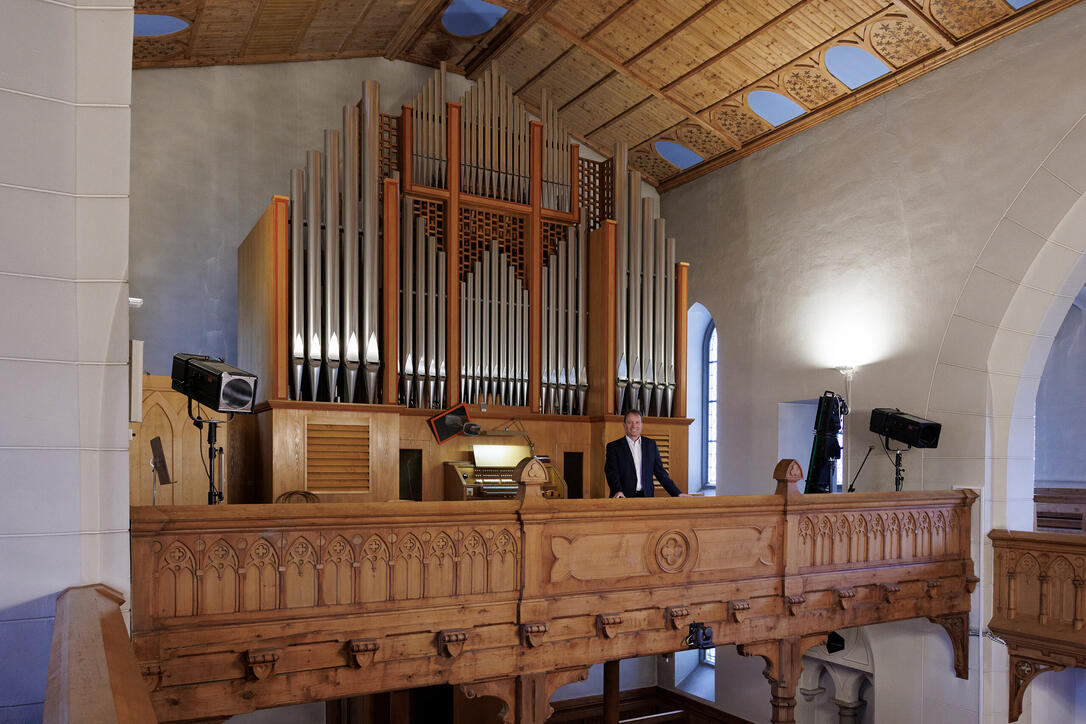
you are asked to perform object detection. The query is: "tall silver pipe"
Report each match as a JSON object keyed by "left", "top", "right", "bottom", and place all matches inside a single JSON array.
[
  {"left": 540, "top": 264, "right": 550, "bottom": 413},
  {"left": 414, "top": 218, "right": 426, "bottom": 407},
  {"left": 305, "top": 150, "right": 322, "bottom": 400},
  {"left": 520, "top": 286, "right": 528, "bottom": 407},
  {"left": 426, "top": 237, "right": 438, "bottom": 407},
  {"left": 322, "top": 129, "right": 341, "bottom": 402},
  {"left": 548, "top": 252, "right": 559, "bottom": 414},
  {"left": 289, "top": 168, "right": 305, "bottom": 400},
  {"left": 489, "top": 243, "right": 500, "bottom": 405},
  {"left": 627, "top": 170, "right": 642, "bottom": 413},
  {"left": 640, "top": 196, "right": 654, "bottom": 415},
  {"left": 576, "top": 212, "right": 588, "bottom": 414},
  {"left": 565, "top": 227, "right": 576, "bottom": 414},
  {"left": 653, "top": 220, "right": 667, "bottom": 417},
  {"left": 401, "top": 207, "right": 414, "bottom": 406},
  {"left": 360, "top": 80, "right": 381, "bottom": 403},
  {"left": 460, "top": 279, "right": 468, "bottom": 403},
  {"left": 473, "top": 259, "right": 483, "bottom": 404},
  {"left": 342, "top": 105, "right": 361, "bottom": 404},
  {"left": 480, "top": 249, "right": 491, "bottom": 405},
  {"left": 613, "top": 144, "right": 629, "bottom": 413},
  {"left": 437, "top": 249, "right": 447, "bottom": 410},
  {"left": 664, "top": 236, "right": 676, "bottom": 418},
  {"left": 399, "top": 196, "right": 410, "bottom": 404},
  {"left": 560, "top": 237, "right": 569, "bottom": 410}
]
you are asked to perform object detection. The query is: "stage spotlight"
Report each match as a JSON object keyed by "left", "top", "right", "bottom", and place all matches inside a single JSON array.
[{"left": 171, "top": 353, "right": 258, "bottom": 414}]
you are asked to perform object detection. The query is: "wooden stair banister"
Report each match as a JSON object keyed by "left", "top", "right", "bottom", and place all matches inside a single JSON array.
[{"left": 44, "top": 585, "right": 157, "bottom": 724}]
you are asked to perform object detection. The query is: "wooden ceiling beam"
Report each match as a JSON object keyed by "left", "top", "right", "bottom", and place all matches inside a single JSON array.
[
  {"left": 559, "top": 71, "right": 618, "bottom": 112},
  {"left": 889, "top": 0, "right": 956, "bottom": 49},
  {"left": 622, "top": 0, "right": 727, "bottom": 68},
  {"left": 383, "top": 0, "right": 448, "bottom": 60},
  {"left": 586, "top": 95, "right": 652, "bottom": 137},
  {"left": 289, "top": 1, "right": 328, "bottom": 55},
  {"left": 583, "top": 0, "right": 640, "bottom": 42},
  {"left": 463, "top": 0, "right": 561, "bottom": 78},
  {"left": 514, "top": 46, "right": 575, "bottom": 94},
  {"left": 662, "top": 0, "right": 814, "bottom": 92},
  {"left": 238, "top": 0, "right": 269, "bottom": 57},
  {"left": 541, "top": 17, "right": 741, "bottom": 149},
  {"left": 336, "top": 0, "right": 383, "bottom": 54}
]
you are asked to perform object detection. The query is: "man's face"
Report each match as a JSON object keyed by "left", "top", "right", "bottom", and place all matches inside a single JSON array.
[{"left": 624, "top": 413, "right": 642, "bottom": 441}]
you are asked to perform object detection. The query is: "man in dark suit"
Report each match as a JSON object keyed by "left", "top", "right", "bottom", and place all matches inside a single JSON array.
[{"left": 604, "top": 410, "right": 688, "bottom": 498}]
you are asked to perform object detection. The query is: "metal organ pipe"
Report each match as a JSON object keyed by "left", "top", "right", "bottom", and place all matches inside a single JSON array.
[
  {"left": 360, "top": 80, "right": 381, "bottom": 403},
  {"left": 322, "top": 129, "right": 341, "bottom": 402},
  {"left": 304, "top": 150, "right": 322, "bottom": 400},
  {"left": 342, "top": 105, "right": 360, "bottom": 404},
  {"left": 289, "top": 168, "right": 305, "bottom": 400}
]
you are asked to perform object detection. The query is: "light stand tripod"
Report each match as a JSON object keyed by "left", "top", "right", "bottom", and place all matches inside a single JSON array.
[
  {"left": 188, "top": 397, "right": 233, "bottom": 505},
  {"left": 881, "top": 436, "right": 910, "bottom": 492}
]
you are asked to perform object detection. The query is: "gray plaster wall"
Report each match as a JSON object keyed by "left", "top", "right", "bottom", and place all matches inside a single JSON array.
[
  {"left": 1036, "top": 285, "right": 1086, "bottom": 487},
  {"left": 130, "top": 58, "right": 473, "bottom": 375},
  {"left": 662, "top": 1, "right": 1086, "bottom": 496}
]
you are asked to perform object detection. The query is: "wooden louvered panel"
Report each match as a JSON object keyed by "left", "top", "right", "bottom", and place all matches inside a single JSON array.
[
  {"left": 306, "top": 422, "right": 371, "bottom": 491},
  {"left": 656, "top": 432, "right": 672, "bottom": 474}
]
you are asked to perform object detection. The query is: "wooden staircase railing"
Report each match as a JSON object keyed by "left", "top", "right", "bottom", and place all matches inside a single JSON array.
[
  {"left": 44, "top": 584, "right": 157, "bottom": 723},
  {"left": 129, "top": 458, "right": 977, "bottom": 723},
  {"left": 989, "top": 529, "right": 1086, "bottom": 721}
]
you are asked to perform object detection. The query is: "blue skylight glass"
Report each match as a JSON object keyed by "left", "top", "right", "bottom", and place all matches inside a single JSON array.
[
  {"left": 134, "top": 14, "right": 190, "bottom": 37},
  {"left": 825, "top": 46, "right": 890, "bottom": 90},
  {"left": 747, "top": 91, "right": 804, "bottom": 127},
  {"left": 1006, "top": 0, "right": 1038, "bottom": 8},
  {"left": 442, "top": 0, "right": 508, "bottom": 37},
  {"left": 655, "top": 141, "right": 703, "bottom": 170}
]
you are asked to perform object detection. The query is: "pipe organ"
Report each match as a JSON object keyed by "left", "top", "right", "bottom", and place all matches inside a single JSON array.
[{"left": 236, "top": 65, "right": 695, "bottom": 502}]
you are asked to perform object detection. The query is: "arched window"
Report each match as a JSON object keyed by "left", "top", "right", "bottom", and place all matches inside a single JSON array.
[{"left": 703, "top": 321, "right": 718, "bottom": 488}]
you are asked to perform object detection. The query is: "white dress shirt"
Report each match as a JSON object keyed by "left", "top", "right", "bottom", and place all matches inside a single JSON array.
[{"left": 626, "top": 435, "right": 643, "bottom": 492}]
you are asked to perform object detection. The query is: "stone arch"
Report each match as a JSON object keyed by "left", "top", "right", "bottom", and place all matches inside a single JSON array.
[{"left": 928, "top": 112, "right": 1086, "bottom": 724}]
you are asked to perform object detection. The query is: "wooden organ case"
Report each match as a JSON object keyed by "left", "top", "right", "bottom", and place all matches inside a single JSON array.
[{"left": 232, "top": 67, "right": 693, "bottom": 503}]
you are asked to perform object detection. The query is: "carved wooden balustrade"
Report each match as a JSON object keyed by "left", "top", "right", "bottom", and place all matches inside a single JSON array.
[
  {"left": 989, "top": 529, "right": 1086, "bottom": 722},
  {"left": 130, "top": 460, "right": 977, "bottom": 723}
]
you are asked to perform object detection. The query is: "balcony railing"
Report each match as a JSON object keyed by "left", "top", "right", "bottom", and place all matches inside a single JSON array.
[
  {"left": 130, "top": 459, "right": 977, "bottom": 723},
  {"left": 989, "top": 529, "right": 1086, "bottom": 721}
]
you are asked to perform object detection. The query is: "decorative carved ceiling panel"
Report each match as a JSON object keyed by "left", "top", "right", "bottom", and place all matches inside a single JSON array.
[{"left": 133, "top": 0, "right": 1084, "bottom": 189}]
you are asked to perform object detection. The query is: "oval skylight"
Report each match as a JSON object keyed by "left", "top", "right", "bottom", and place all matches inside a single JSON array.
[
  {"left": 134, "top": 14, "right": 190, "bottom": 37},
  {"left": 825, "top": 46, "right": 890, "bottom": 90},
  {"left": 442, "top": 0, "right": 508, "bottom": 37},
  {"left": 747, "top": 91, "right": 804, "bottom": 127},
  {"left": 654, "top": 141, "right": 703, "bottom": 170}
]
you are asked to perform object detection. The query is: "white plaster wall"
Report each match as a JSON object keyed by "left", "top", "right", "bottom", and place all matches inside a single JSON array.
[
  {"left": 130, "top": 58, "right": 474, "bottom": 375},
  {"left": 0, "top": 0, "right": 132, "bottom": 719},
  {"left": 660, "top": 4, "right": 1086, "bottom": 723},
  {"left": 1035, "top": 287, "right": 1086, "bottom": 487},
  {"left": 550, "top": 656, "right": 657, "bottom": 702}
]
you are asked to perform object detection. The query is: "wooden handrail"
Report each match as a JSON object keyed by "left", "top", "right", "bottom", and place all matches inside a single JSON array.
[
  {"left": 44, "top": 584, "right": 157, "bottom": 724},
  {"left": 129, "top": 459, "right": 976, "bottom": 723}
]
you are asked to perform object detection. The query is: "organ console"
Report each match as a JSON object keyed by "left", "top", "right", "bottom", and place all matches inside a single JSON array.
[
  {"left": 232, "top": 64, "right": 694, "bottom": 503},
  {"left": 444, "top": 444, "right": 568, "bottom": 500}
]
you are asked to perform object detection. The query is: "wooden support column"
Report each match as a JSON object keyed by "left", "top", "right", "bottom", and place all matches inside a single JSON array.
[
  {"left": 446, "top": 102, "right": 462, "bottom": 404},
  {"left": 603, "top": 660, "right": 620, "bottom": 724},
  {"left": 738, "top": 637, "right": 803, "bottom": 724},
  {"left": 586, "top": 220, "right": 616, "bottom": 416},
  {"left": 528, "top": 121, "right": 543, "bottom": 412},
  {"left": 382, "top": 178, "right": 400, "bottom": 402}
]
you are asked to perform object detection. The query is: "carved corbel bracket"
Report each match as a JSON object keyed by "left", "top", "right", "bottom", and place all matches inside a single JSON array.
[
  {"left": 667, "top": 605, "right": 691, "bottom": 630},
  {"left": 140, "top": 661, "right": 164, "bottom": 692},
  {"left": 880, "top": 583, "right": 901, "bottom": 604},
  {"left": 728, "top": 599, "right": 750, "bottom": 623},
  {"left": 1010, "top": 653, "right": 1067, "bottom": 722},
  {"left": 836, "top": 588, "right": 856, "bottom": 610},
  {"left": 597, "top": 613, "right": 623, "bottom": 639},
  {"left": 544, "top": 668, "right": 590, "bottom": 718},
  {"left": 786, "top": 594, "right": 806, "bottom": 616},
  {"left": 926, "top": 579, "right": 942, "bottom": 598},
  {"left": 246, "top": 648, "right": 279, "bottom": 681},
  {"left": 928, "top": 613, "right": 969, "bottom": 680},
  {"left": 965, "top": 575, "right": 980, "bottom": 594},
  {"left": 461, "top": 678, "right": 514, "bottom": 724},
  {"left": 438, "top": 629, "right": 468, "bottom": 658},
  {"left": 521, "top": 622, "right": 549, "bottom": 648},
  {"left": 348, "top": 638, "right": 379, "bottom": 667}
]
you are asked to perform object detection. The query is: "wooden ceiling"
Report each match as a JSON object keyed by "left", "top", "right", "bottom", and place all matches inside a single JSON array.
[{"left": 133, "top": 0, "right": 1082, "bottom": 190}]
